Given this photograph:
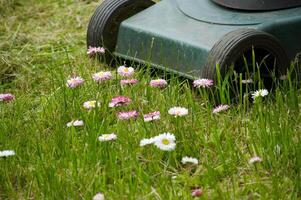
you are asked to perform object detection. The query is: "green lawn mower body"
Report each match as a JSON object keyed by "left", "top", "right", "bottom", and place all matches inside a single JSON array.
[{"left": 87, "top": 0, "right": 301, "bottom": 79}]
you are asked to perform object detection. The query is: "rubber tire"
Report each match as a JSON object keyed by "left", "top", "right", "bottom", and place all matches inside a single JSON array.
[
  {"left": 202, "top": 29, "right": 289, "bottom": 80},
  {"left": 86, "top": 0, "right": 155, "bottom": 64}
]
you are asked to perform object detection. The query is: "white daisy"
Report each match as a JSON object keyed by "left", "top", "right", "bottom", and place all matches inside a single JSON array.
[
  {"left": 168, "top": 107, "right": 188, "bottom": 117},
  {"left": 98, "top": 133, "right": 117, "bottom": 142},
  {"left": 66, "top": 120, "right": 84, "bottom": 127},
  {"left": 251, "top": 89, "right": 269, "bottom": 99},
  {"left": 139, "top": 138, "right": 155, "bottom": 147},
  {"left": 0, "top": 150, "right": 15, "bottom": 157},
  {"left": 274, "top": 144, "right": 281, "bottom": 155},
  {"left": 241, "top": 79, "right": 253, "bottom": 84},
  {"left": 280, "top": 75, "right": 288, "bottom": 80},
  {"left": 93, "top": 192, "right": 105, "bottom": 200},
  {"left": 83, "top": 100, "right": 100, "bottom": 110},
  {"left": 248, "top": 156, "right": 262, "bottom": 164},
  {"left": 153, "top": 133, "right": 176, "bottom": 151},
  {"left": 181, "top": 156, "right": 198, "bottom": 165}
]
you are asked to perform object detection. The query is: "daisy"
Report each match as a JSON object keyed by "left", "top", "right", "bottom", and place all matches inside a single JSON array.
[
  {"left": 251, "top": 89, "right": 269, "bottom": 99},
  {"left": 143, "top": 111, "right": 160, "bottom": 122},
  {"left": 93, "top": 193, "right": 105, "bottom": 200},
  {"left": 191, "top": 188, "right": 203, "bottom": 197},
  {"left": 83, "top": 100, "right": 100, "bottom": 110},
  {"left": 0, "top": 93, "right": 15, "bottom": 102},
  {"left": 153, "top": 133, "right": 176, "bottom": 151},
  {"left": 109, "top": 96, "right": 131, "bottom": 108},
  {"left": 193, "top": 79, "right": 213, "bottom": 88},
  {"left": 212, "top": 104, "right": 230, "bottom": 114},
  {"left": 280, "top": 75, "right": 288, "bottom": 80},
  {"left": 274, "top": 144, "right": 281, "bottom": 155},
  {"left": 139, "top": 138, "right": 155, "bottom": 147},
  {"left": 248, "top": 156, "right": 262, "bottom": 164},
  {"left": 120, "top": 79, "right": 138, "bottom": 86},
  {"left": 117, "top": 110, "right": 139, "bottom": 120},
  {"left": 117, "top": 65, "right": 134, "bottom": 77},
  {"left": 98, "top": 133, "right": 117, "bottom": 142},
  {"left": 150, "top": 79, "right": 168, "bottom": 88},
  {"left": 92, "top": 71, "right": 112, "bottom": 82},
  {"left": 181, "top": 156, "right": 199, "bottom": 165},
  {"left": 168, "top": 107, "right": 188, "bottom": 117},
  {"left": 241, "top": 79, "right": 253, "bottom": 84},
  {"left": 87, "top": 46, "right": 105, "bottom": 57},
  {"left": 66, "top": 76, "right": 84, "bottom": 88},
  {"left": 66, "top": 120, "right": 84, "bottom": 127},
  {"left": 0, "top": 150, "right": 15, "bottom": 157}
]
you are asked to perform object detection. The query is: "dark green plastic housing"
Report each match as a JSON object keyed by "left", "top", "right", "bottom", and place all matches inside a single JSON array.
[{"left": 114, "top": 0, "right": 301, "bottom": 78}]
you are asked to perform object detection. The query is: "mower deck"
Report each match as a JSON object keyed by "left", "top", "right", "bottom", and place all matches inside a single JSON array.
[{"left": 114, "top": 0, "right": 301, "bottom": 78}]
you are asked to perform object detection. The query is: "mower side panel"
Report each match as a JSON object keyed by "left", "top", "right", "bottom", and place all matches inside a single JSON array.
[
  {"left": 115, "top": 0, "right": 251, "bottom": 78},
  {"left": 259, "top": 16, "right": 301, "bottom": 60},
  {"left": 114, "top": 0, "right": 301, "bottom": 78}
]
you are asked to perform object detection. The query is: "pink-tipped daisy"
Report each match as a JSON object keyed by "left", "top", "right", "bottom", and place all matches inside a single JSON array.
[
  {"left": 249, "top": 156, "right": 262, "bottom": 164},
  {"left": 117, "top": 110, "right": 139, "bottom": 120},
  {"left": 117, "top": 66, "right": 134, "bottom": 77},
  {"left": 92, "top": 71, "right": 112, "bottom": 82},
  {"left": 109, "top": 96, "right": 131, "bottom": 108},
  {"left": 120, "top": 79, "right": 138, "bottom": 86},
  {"left": 87, "top": 46, "right": 105, "bottom": 57},
  {"left": 66, "top": 76, "right": 84, "bottom": 88},
  {"left": 191, "top": 188, "right": 203, "bottom": 197},
  {"left": 143, "top": 111, "right": 160, "bottom": 122},
  {"left": 168, "top": 107, "right": 188, "bottom": 117},
  {"left": 150, "top": 79, "right": 168, "bottom": 88},
  {"left": 193, "top": 79, "right": 213, "bottom": 88},
  {"left": 0, "top": 93, "right": 15, "bottom": 102},
  {"left": 212, "top": 104, "right": 230, "bottom": 114}
]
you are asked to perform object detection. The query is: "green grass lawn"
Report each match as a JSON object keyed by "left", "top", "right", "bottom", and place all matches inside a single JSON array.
[{"left": 1, "top": 0, "right": 301, "bottom": 199}]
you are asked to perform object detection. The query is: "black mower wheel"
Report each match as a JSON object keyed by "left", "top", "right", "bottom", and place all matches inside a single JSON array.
[
  {"left": 202, "top": 29, "right": 289, "bottom": 86},
  {"left": 87, "top": 0, "right": 155, "bottom": 64}
]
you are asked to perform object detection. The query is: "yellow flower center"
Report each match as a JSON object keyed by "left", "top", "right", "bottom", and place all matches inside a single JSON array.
[
  {"left": 97, "top": 72, "right": 104, "bottom": 76},
  {"left": 88, "top": 101, "right": 96, "bottom": 107},
  {"left": 162, "top": 139, "right": 170, "bottom": 145},
  {"left": 124, "top": 68, "right": 129, "bottom": 72}
]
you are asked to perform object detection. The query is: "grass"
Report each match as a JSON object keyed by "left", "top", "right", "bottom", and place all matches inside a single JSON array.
[{"left": 0, "top": 0, "right": 301, "bottom": 199}]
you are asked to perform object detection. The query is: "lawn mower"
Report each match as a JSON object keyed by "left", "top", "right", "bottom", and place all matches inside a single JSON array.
[{"left": 87, "top": 0, "right": 301, "bottom": 81}]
